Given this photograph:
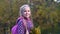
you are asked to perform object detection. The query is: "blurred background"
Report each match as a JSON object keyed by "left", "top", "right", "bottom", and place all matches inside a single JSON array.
[{"left": 0, "top": 0, "right": 60, "bottom": 34}]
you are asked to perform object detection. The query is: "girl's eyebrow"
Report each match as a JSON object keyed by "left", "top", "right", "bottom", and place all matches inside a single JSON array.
[{"left": 24, "top": 10, "right": 26, "bottom": 12}]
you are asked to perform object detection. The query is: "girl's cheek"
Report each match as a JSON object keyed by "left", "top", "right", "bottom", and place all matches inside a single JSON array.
[
  {"left": 23, "top": 12, "right": 26, "bottom": 15},
  {"left": 29, "top": 12, "right": 31, "bottom": 15}
]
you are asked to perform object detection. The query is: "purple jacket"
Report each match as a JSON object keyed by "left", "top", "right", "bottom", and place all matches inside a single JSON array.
[{"left": 11, "top": 16, "right": 33, "bottom": 34}]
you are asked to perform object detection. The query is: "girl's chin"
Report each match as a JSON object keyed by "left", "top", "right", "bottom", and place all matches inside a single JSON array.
[
  {"left": 23, "top": 15, "right": 30, "bottom": 18},
  {"left": 25, "top": 16, "right": 30, "bottom": 18},
  {"left": 26, "top": 16, "right": 29, "bottom": 18}
]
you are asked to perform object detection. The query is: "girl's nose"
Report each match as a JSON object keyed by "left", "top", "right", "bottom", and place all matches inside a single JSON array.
[{"left": 26, "top": 11, "right": 28, "bottom": 14}]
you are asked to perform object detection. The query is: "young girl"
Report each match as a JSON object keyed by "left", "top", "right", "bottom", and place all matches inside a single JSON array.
[{"left": 11, "top": 4, "right": 34, "bottom": 34}]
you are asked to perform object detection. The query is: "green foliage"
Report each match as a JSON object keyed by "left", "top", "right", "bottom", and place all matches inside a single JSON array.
[{"left": 0, "top": 0, "right": 60, "bottom": 34}]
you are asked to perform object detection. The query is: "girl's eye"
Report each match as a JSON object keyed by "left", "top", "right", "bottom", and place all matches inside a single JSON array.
[
  {"left": 24, "top": 11, "right": 26, "bottom": 12},
  {"left": 24, "top": 10, "right": 30, "bottom": 12},
  {"left": 28, "top": 10, "right": 30, "bottom": 12}
]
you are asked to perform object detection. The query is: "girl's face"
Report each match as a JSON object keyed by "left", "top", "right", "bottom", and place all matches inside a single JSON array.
[{"left": 23, "top": 7, "right": 31, "bottom": 18}]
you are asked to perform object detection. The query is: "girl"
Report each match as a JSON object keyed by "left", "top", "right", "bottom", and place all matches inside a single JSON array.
[{"left": 11, "top": 4, "right": 34, "bottom": 34}]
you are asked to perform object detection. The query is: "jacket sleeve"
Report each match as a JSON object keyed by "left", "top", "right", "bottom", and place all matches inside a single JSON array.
[{"left": 17, "top": 20, "right": 25, "bottom": 34}]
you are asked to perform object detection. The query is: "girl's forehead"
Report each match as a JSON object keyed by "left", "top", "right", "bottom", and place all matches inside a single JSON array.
[
  {"left": 23, "top": 7, "right": 30, "bottom": 11},
  {"left": 25, "top": 7, "right": 30, "bottom": 10}
]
